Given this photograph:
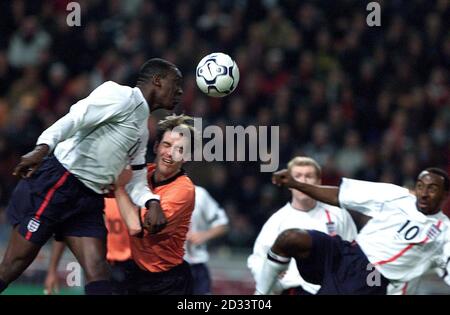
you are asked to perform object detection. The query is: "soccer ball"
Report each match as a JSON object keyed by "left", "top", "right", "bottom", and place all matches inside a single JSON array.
[{"left": 195, "top": 52, "right": 240, "bottom": 97}]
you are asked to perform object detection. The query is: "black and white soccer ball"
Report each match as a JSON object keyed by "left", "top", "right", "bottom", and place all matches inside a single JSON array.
[{"left": 195, "top": 52, "right": 240, "bottom": 97}]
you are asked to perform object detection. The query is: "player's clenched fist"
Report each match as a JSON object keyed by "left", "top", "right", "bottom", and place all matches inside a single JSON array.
[
  {"left": 143, "top": 200, "right": 168, "bottom": 234},
  {"left": 13, "top": 144, "right": 50, "bottom": 178},
  {"left": 272, "top": 169, "right": 296, "bottom": 188}
]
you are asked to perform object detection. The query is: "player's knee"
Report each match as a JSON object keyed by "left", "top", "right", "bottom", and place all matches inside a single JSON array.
[{"left": 272, "top": 228, "right": 311, "bottom": 257}]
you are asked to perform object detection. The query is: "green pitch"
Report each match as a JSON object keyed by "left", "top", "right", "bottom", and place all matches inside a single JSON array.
[{"left": 3, "top": 284, "right": 83, "bottom": 295}]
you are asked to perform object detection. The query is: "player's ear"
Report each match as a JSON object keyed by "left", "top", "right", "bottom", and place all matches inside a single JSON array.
[
  {"left": 153, "top": 141, "right": 159, "bottom": 154},
  {"left": 152, "top": 75, "right": 162, "bottom": 87}
]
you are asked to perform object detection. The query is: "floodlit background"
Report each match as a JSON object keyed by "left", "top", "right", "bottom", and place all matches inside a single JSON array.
[{"left": 0, "top": 0, "right": 449, "bottom": 294}]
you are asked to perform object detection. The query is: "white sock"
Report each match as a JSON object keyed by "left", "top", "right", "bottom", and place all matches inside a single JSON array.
[{"left": 255, "top": 249, "right": 290, "bottom": 295}]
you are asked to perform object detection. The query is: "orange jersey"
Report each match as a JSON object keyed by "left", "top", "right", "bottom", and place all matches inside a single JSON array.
[
  {"left": 130, "top": 164, "right": 195, "bottom": 272},
  {"left": 104, "top": 198, "right": 132, "bottom": 262}
]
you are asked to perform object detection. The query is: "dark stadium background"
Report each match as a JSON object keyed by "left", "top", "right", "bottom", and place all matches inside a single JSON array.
[{"left": 0, "top": 0, "right": 449, "bottom": 294}]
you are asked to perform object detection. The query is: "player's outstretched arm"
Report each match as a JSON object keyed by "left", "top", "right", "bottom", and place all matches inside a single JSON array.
[
  {"left": 13, "top": 144, "right": 49, "bottom": 178},
  {"left": 272, "top": 169, "right": 340, "bottom": 206}
]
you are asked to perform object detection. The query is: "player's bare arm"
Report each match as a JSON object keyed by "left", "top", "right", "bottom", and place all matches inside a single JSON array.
[
  {"left": 272, "top": 169, "right": 340, "bottom": 207},
  {"left": 12, "top": 144, "right": 50, "bottom": 178},
  {"left": 114, "top": 168, "right": 143, "bottom": 236},
  {"left": 114, "top": 167, "right": 168, "bottom": 235},
  {"left": 114, "top": 187, "right": 143, "bottom": 236}
]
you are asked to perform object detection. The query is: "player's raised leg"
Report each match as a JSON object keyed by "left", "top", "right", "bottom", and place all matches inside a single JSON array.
[
  {"left": 0, "top": 227, "right": 42, "bottom": 292},
  {"left": 271, "top": 228, "right": 313, "bottom": 259},
  {"left": 255, "top": 228, "right": 312, "bottom": 294},
  {"left": 64, "top": 236, "right": 111, "bottom": 295}
]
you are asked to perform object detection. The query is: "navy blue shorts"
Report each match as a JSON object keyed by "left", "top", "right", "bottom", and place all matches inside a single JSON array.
[
  {"left": 190, "top": 263, "right": 211, "bottom": 295},
  {"left": 298, "top": 230, "right": 389, "bottom": 295},
  {"left": 6, "top": 156, "right": 107, "bottom": 246}
]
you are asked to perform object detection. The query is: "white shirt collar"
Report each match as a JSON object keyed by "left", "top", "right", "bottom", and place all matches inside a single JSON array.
[{"left": 134, "top": 86, "right": 149, "bottom": 112}]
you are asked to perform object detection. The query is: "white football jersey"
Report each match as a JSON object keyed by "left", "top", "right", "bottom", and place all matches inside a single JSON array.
[
  {"left": 339, "top": 178, "right": 450, "bottom": 285},
  {"left": 184, "top": 186, "right": 229, "bottom": 264},
  {"left": 248, "top": 201, "right": 357, "bottom": 294},
  {"left": 37, "top": 81, "right": 159, "bottom": 207},
  {"left": 387, "top": 277, "right": 421, "bottom": 295}
]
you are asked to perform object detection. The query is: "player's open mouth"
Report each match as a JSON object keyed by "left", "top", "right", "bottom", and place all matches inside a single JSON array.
[{"left": 162, "top": 158, "right": 173, "bottom": 164}]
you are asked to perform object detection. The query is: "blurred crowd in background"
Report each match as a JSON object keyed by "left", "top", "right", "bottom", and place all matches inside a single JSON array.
[{"left": 0, "top": 0, "right": 449, "bottom": 248}]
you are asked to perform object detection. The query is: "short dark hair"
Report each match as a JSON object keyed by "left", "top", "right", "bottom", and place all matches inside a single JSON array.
[
  {"left": 136, "top": 58, "right": 176, "bottom": 86},
  {"left": 424, "top": 167, "right": 450, "bottom": 191}
]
